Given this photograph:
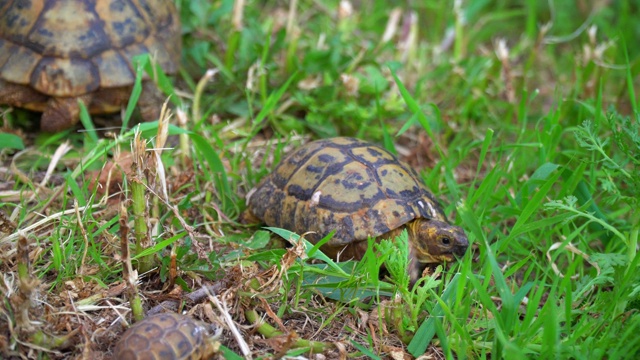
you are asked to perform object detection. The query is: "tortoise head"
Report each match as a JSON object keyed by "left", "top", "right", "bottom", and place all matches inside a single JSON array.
[{"left": 407, "top": 218, "right": 469, "bottom": 281}]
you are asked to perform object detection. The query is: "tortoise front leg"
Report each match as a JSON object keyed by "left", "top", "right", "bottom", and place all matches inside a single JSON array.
[
  {"left": 137, "top": 81, "right": 165, "bottom": 122},
  {"left": 41, "top": 95, "right": 92, "bottom": 132},
  {"left": 0, "top": 79, "right": 48, "bottom": 111}
]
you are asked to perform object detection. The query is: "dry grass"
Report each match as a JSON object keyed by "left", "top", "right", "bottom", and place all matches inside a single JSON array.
[{"left": 2, "top": 1, "right": 640, "bottom": 359}]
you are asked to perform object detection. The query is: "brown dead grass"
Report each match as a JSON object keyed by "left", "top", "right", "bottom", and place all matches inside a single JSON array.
[
  {"left": 0, "top": 111, "right": 473, "bottom": 359},
  {"left": 0, "top": 140, "right": 419, "bottom": 359}
]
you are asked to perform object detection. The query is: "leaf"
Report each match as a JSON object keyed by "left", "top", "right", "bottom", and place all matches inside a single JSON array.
[
  {"left": 123, "top": 54, "right": 147, "bottom": 133},
  {"left": 389, "top": 67, "right": 442, "bottom": 138},
  {"left": 244, "top": 230, "right": 271, "bottom": 250},
  {"left": 253, "top": 72, "right": 298, "bottom": 130},
  {"left": 350, "top": 340, "right": 383, "bottom": 360},
  {"left": 501, "top": 164, "right": 563, "bottom": 251},
  {"left": 190, "top": 133, "right": 235, "bottom": 212},
  {"left": 0, "top": 133, "right": 25, "bottom": 150},
  {"left": 132, "top": 232, "right": 185, "bottom": 259},
  {"left": 77, "top": 100, "right": 98, "bottom": 144},
  {"left": 407, "top": 273, "right": 461, "bottom": 356},
  {"left": 377, "top": 230, "right": 410, "bottom": 290},
  {"left": 264, "top": 227, "right": 348, "bottom": 276},
  {"left": 218, "top": 345, "right": 244, "bottom": 360}
]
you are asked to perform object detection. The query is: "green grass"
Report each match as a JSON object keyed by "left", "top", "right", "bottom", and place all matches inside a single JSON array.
[{"left": 1, "top": 1, "right": 640, "bottom": 359}]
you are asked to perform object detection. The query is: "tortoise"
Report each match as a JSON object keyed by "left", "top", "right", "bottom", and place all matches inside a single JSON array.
[
  {"left": 0, "top": 0, "right": 181, "bottom": 132},
  {"left": 113, "top": 313, "right": 218, "bottom": 360},
  {"left": 244, "top": 137, "right": 469, "bottom": 282}
]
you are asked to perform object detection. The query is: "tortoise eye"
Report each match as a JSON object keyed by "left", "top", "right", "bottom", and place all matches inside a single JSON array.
[{"left": 441, "top": 237, "right": 452, "bottom": 246}]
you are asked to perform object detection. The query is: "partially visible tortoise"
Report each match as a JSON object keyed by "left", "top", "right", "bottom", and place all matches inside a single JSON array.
[
  {"left": 113, "top": 313, "right": 218, "bottom": 360},
  {"left": 0, "top": 0, "right": 181, "bottom": 132},
  {"left": 244, "top": 137, "right": 469, "bottom": 282}
]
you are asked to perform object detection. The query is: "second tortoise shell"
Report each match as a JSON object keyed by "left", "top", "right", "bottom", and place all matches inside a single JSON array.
[
  {"left": 0, "top": 0, "right": 180, "bottom": 97},
  {"left": 113, "top": 313, "right": 214, "bottom": 360}
]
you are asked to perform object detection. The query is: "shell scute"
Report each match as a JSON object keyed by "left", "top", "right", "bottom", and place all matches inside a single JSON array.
[
  {"left": 142, "top": 36, "right": 176, "bottom": 69},
  {"left": 122, "top": 332, "right": 152, "bottom": 352},
  {"left": 30, "top": 1, "right": 110, "bottom": 58},
  {"left": 163, "top": 327, "right": 195, "bottom": 357},
  {"left": 284, "top": 152, "right": 349, "bottom": 201},
  {"left": 350, "top": 145, "right": 396, "bottom": 168},
  {"left": 0, "top": 1, "right": 43, "bottom": 42},
  {"left": 99, "top": 2, "right": 149, "bottom": 48},
  {"left": 31, "top": 57, "right": 99, "bottom": 95},
  {"left": 279, "top": 193, "right": 298, "bottom": 231},
  {"left": 1, "top": 46, "right": 41, "bottom": 84},
  {"left": 273, "top": 140, "right": 327, "bottom": 185},
  {"left": 92, "top": 49, "right": 134, "bottom": 87}
]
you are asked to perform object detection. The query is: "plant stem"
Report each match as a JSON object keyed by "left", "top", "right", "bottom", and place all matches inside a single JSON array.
[{"left": 244, "top": 309, "right": 334, "bottom": 353}]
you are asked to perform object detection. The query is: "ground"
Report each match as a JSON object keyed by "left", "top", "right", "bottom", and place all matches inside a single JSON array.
[{"left": 1, "top": 1, "right": 640, "bottom": 359}]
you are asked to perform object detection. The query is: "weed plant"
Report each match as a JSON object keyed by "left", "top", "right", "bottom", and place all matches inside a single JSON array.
[{"left": 1, "top": 1, "right": 639, "bottom": 359}]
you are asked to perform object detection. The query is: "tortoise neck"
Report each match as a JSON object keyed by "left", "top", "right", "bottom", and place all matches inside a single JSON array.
[{"left": 379, "top": 222, "right": 416, "bottom": 241}]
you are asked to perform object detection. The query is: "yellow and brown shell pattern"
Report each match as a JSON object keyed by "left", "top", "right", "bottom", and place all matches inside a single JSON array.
[
  {"left": 247, "top": 137, "right": 448, "bottom": 247},
  {"left": 0, "top": 0, "right": 181, "bottom": 131},
  {"left": 113, "top": 313, "right": 216, "bottom": 360}
]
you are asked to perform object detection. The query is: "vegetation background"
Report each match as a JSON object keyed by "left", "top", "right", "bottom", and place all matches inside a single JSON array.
[{"left": 1, "top": 0, "right": 639, "bottom": 359}]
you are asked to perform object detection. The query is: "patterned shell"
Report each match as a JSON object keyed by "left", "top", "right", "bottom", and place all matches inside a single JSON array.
[
  {"left": 247, "top": 137, "right": 447, "bottom": 246},
  {"left": 113, "top": 313, "right": 211, "bottom": 360},
  {"left": 0, "top": 0, "right": 180, "bottom": 97}
]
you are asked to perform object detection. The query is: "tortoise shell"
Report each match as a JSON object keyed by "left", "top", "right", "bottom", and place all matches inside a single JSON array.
[
  {"left": 113, "top": 313, "right": 214, "bottom": 360},
  {"left": 247, "top": 137, "right": 448, "bottom": 246},
  {"left": 0, "top": 0, "right": 180, "bottom": 131}
]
